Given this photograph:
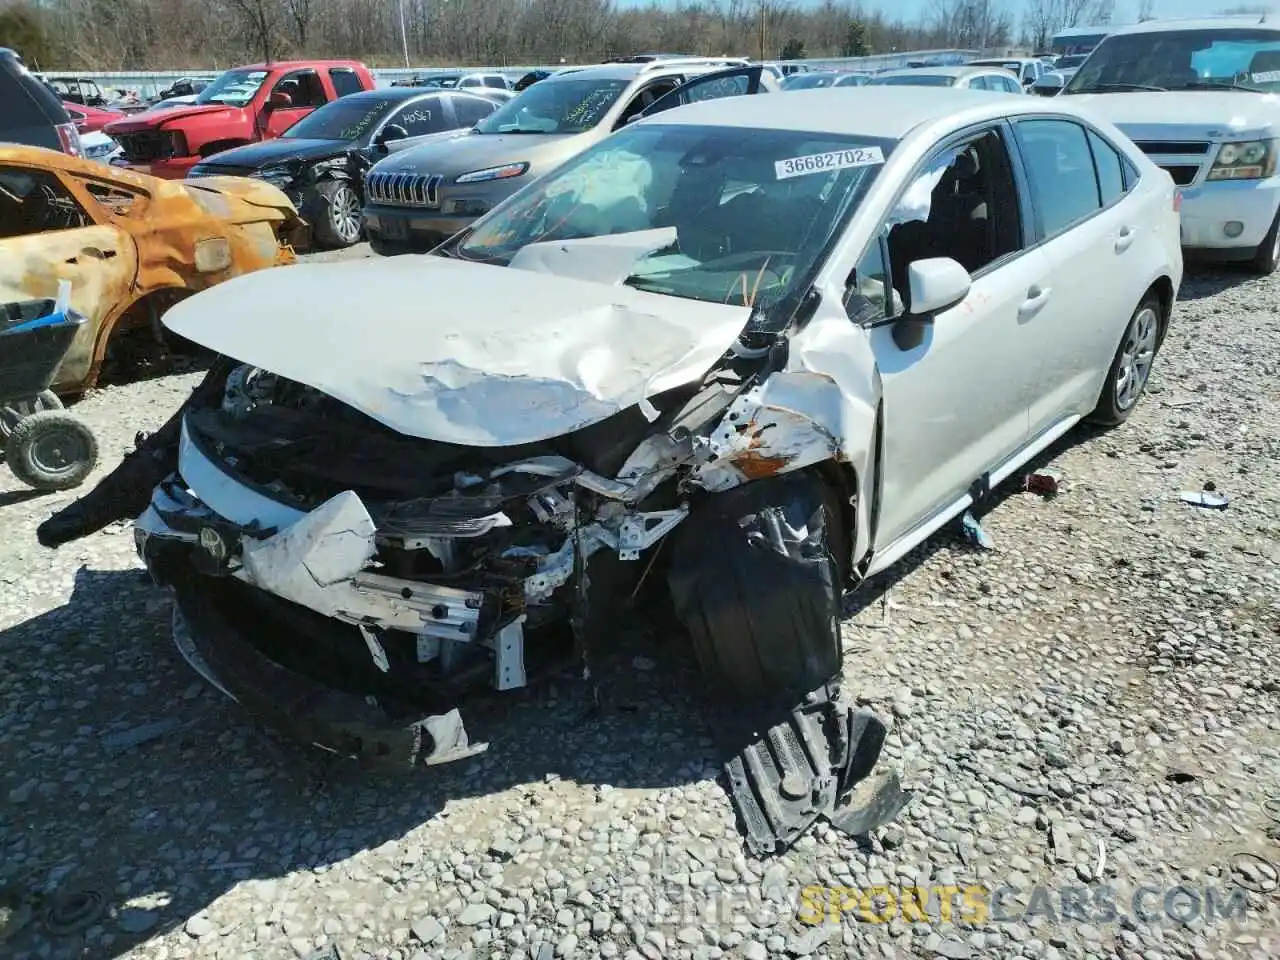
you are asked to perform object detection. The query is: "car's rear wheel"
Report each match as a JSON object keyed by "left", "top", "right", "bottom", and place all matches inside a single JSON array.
[
  {"left": 1089, "top": 292, "right": 1162, "bottom": 427},
  {"left": 311, "top": 180, "right": 363, "bottom": 249},
  {"left": 667, "top": 472, "right": 844, "bottom": 706},
  {"left": 1249, "top": 206, "right": 1280, "bottom": 275}
]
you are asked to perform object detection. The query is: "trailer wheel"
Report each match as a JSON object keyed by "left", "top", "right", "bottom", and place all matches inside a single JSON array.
[
  {"left": 667, "top": 471, "right": 844, "bottom": 706},
  {"left": 5, "top": 410, "right": 98, "bottom": 491},
  {"left": 0, "top": 390, "right": 63, "bottom": 445}
]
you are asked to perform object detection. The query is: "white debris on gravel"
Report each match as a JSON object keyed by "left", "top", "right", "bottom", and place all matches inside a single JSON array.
[{"left": 0, "top": 247, "right": 1277, "bottom": 960}]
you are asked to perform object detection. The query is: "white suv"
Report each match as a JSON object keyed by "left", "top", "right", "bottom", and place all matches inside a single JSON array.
[{"left": 1062, "top": 17, "right": 1280, "bottom": 273}]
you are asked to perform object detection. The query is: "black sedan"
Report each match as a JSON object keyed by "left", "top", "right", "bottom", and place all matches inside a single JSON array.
[{"left": 187, "top": 88, "right": 500, "bottom": 249}]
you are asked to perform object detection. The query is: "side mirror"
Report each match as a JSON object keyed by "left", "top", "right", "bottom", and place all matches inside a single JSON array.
[
  {"left": 892, "top": 257, "right": 971, "bottom": 350},
  {"left": 268, "top": 91, "right": 293, "bottom": 109},
  {"left": 377, "top": 124, "right": 409, "bottom": 148},
  {"left": 908, "top": 257, "right": 970, "bottom": 315}
]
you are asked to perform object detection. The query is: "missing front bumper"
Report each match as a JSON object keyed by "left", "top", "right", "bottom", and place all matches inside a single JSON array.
[{"left": 169, "top": 582, "right": 487, "bottom": 768}]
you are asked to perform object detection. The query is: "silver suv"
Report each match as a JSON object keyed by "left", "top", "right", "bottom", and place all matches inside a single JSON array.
[{"left": 362, "top": 58, "right": 773, "bottom": 254}]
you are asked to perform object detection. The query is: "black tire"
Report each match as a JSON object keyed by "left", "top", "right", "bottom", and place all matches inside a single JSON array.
[
  {"left": 1089, "top": 292, "right": 1163, "bottom": 427},
  {"left": 667, "top": 472, "right": 844, "bottom": 706},
  {"left": 5, "top": 410, "right": 98, "bottom": 491},
  {"left": 0, "top": 390, "right": 62, "bottom": 445},
  {"left": 309, "top": 179, "right": 363, "bottom": 249},
  {"left": 1250, "top": 206, "right": 1280, "bottom": 275},
  {"left": 369, "top": 234, "right": 411, "bottom": 257}
]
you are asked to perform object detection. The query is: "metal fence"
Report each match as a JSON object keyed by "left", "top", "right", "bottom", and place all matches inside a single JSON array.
[{"left": 46, "top": 49, "right": 988, "bottom": 99}]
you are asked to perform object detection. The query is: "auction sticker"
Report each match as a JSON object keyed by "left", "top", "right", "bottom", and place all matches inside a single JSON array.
[
  {"left": 1251, "top": 70, "right": 1280, "bottom": 84},
  {"left": 776, "top": 147, "right": 885, "bottom": 180}
]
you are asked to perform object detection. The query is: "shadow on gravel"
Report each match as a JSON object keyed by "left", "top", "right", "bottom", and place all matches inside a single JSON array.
[
  {"left": 0, "top": 567, "right": 717, "bottom": 959},
  {"left": 1176, "top": 264, "right": 1262, "bottom": 301},
  {"left": 843, "top": 419, "right": 1108, "bottom": 619},
  {"left": 0, "top": 488, "right": 45, "bottom": 509}
]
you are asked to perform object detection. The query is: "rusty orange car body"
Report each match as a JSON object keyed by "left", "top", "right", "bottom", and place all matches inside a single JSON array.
[{"left": 0, "top": 145, "right": 307, "bottom": 393}]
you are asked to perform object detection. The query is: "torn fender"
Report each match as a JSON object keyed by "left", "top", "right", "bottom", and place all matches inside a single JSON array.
[{"left": 691, "top": 306, "right": 880, "bottom": 562}]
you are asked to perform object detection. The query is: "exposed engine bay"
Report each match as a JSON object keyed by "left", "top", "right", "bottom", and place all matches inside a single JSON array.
[{"left": 35, "top": 280, "right": 909, "bottom": 853}]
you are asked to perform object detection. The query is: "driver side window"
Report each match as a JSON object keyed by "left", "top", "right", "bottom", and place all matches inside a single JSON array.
[
  {"left": 273, "top": 70, "right": 327, "bottom": 108},
  {"left": 881, "top": 127, "right": 1025, "bottom": 312},
  {"left": 389, "top": 97, "right": 446, "bottom": 136},
  {"left": 614, "top": 79, "right": 681, "bottom": 128}
]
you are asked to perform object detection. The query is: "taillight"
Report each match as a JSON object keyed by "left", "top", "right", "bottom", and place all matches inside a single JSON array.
[
  {"left": 55, "top": 122, "right": 83, "bottom": 156},
  {"left": 1173, "top": 189, "right": 1182, "bottom": 213}
]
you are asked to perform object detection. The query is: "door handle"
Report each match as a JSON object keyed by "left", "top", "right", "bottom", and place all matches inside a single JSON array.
[
  {"left": 1018, "top": 285, "right": 1051, "bottom": 319},
  {"left": 1115, "top": 226, "right": 1136, "bottom": 252}
]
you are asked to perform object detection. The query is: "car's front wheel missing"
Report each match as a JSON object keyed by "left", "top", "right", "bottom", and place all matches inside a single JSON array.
[
  {"left": 667, "top": 472, "right": 845, "bottom": 706},
  {"left": 1090, "top": 291, "right": 1162, "bottom": 427}
]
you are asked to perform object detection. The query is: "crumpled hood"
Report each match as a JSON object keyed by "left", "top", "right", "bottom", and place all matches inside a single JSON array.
[
  {"left": 1067, "top": 91, "right": 1280, "bottom": 141},
  {"left": 162, "top": 255, "right": 751, "bottom": 447},
  {"left": 193, "top": 137, "right": 346, "bottom": 170}
]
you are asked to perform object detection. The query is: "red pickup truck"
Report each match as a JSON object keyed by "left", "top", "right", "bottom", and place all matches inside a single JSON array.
[{"left": 104, "top": 60, "right": 377, "bottom": 179}]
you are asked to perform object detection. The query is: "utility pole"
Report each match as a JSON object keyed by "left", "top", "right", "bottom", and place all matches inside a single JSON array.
[
  {"left": 399, "top": 0, "right": 411, "bottom": 67},
  {"left": 758, "top": 1, "right": 766, "bottom": 61}
]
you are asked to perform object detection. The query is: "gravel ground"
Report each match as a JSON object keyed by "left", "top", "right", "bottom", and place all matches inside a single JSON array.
[{"left": 0, "top": 247, "right": 1277, "bottom": 960}]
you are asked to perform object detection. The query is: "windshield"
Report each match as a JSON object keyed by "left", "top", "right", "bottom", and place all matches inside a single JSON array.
[
  {"left": 784, "top": 74, "right": 837, "bottom": 90},
  {"left": 196, "top": 69, "right": 269, "bottom": 106},
  {"left": 420, "top": 76, "right": 460, "bottom": 88},
  {"left": 453, "top": 123, "right": 892, "bottom": 313},
  {"left": 1065, "top": 28, "right": 1280, "bottom": 94},
  {"left": 282, "top": 98, "right": 395, "bottom": 141},
  {"left": 476, "top": 78, "right": 629, "bottom": 134},
  {"left": 871, "top": 74, "right": 955, "bottom": 87}
]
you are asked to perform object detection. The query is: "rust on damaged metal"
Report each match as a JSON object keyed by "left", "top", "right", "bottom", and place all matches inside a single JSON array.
[{"left": 0, "top": 145, "right": 308, "bottom": 393}]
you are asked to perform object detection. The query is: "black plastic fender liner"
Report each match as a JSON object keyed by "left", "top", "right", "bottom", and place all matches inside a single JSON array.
[
  {"left": 667, "top": 471, "right": 843, "bottom": 707},
  {"left": 713, "top": 685, "right": 912, "bottom": 857}
]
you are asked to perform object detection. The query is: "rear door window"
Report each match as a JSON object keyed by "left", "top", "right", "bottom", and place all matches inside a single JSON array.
[
  {"left": 452, "top": 95, "right": 497, "bottom": 127},
  {"left": 1015, "top": 119, "right": 1103, "bottom": 238},
  {"left": 329, "top": 68, "right": 364, "bottom": 98},
  {"left": 1087, "top": 130, "right": 1128, "bottom": 207}
]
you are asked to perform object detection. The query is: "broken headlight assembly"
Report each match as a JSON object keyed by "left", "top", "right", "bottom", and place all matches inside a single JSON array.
[
  {"left": 256, "top": 162, "right": 300, "bottom": 188},
  {"left": 1205, "top": 139, "right": 1279, "bottom": 181},
  {"left": 454, "top": 161, "right": 529, "bottom": 184}
]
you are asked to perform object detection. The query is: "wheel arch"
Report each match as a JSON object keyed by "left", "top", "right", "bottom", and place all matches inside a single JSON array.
[
  {"left": 1146, "top": 274, "right": 1175, "bottom": 346},
  {"left": 84, "top": 286, "right": 193, "bottom": 389},
  {"left": 198, "top": 139, "right": 251, "bottom": 159}
]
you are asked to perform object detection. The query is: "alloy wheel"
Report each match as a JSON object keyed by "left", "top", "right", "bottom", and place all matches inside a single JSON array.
[{"left": 1114, "top": 306, "right": 1158, "bottom": 411}]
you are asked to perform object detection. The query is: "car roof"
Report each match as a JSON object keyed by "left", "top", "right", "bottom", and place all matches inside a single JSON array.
[
  {"left": 969, "top": 58, "right": 1035, "bottom": 65},
  {"left": 1103, "top": 16, "right": 1277, "bottom": 37},
  {"left": 542, "top": 59, "right": 745, "bottom": 83},
  {"left": 334, "top": 87, "right": 467, "bottom": 104},
  {"left": 874, "top": 65, "right": 1007, "bottom": 79},
  {"left": 639, "top": 86, "right": 1095, "bottom": 140},
  {"left": 234, "top": 60, "right": 368, "bottom": 71}
]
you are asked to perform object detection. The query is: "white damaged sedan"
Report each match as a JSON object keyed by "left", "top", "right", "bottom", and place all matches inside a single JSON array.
[{"left": 40, "top": 88, "right": 1182, "bottom": 772}]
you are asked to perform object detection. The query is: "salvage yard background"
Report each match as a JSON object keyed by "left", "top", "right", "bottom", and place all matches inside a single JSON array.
[{"left": 1, "top": 245, "right": 1277, "bottom": 959}]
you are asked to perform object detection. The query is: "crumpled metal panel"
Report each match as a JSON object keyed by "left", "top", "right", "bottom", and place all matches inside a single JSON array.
[{"left": 0, "top": 145, "right": 304, "bottom": 393}]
